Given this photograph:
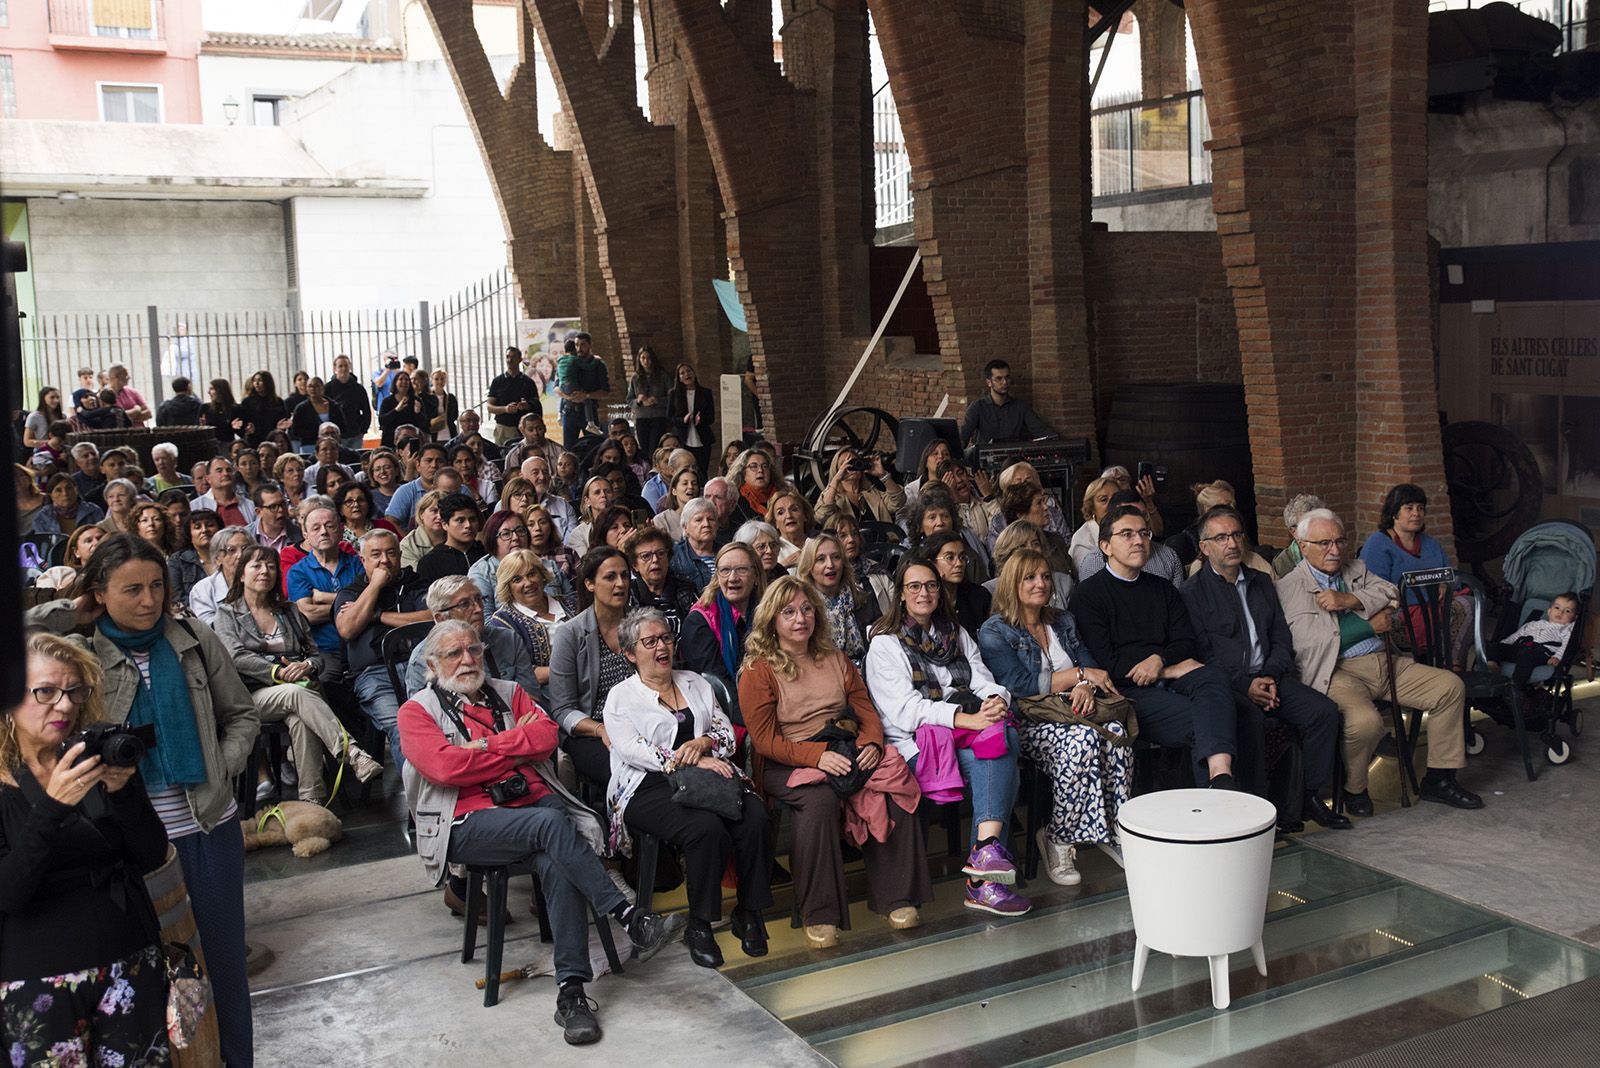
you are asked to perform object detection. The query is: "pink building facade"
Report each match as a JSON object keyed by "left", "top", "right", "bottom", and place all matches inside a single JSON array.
[{"left": 1, "top": 0, "right": 204, "bottom": 123}]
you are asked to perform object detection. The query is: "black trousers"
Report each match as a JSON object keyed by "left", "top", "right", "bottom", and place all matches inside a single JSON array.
[
  {"left": 1126, "top": 664, "right": 1258, "bottom": 787},
  {"left": 1260, "top": 675, "right": 1341, "bottom": 792},
  {"left": 1495, "top": 639, "right": 1556, "bottom": 691},
  {"left": 562, "top": 733, "right": 612, "bottom": 794},
  {"left": 624, "top": 773, "right": 773, "bottom": 923}
]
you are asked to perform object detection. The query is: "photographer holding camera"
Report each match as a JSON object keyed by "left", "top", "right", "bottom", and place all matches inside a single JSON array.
[
  {"left": 1, "top": 633, "right": 172, "bottom": 1066},
  {"left": 27, "top": 533, "right": 261, "bottom": 1068},
  {"left": 815, "top": 445, "right": 906, "bottom": 528},
  {"left": 397, "top": 620, "right": 674, "bottom": 1046}
]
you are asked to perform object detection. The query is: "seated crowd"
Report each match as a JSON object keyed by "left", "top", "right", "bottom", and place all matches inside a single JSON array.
[{"left": 4, "top": 353, "right": 1498, "bottom": 1061}]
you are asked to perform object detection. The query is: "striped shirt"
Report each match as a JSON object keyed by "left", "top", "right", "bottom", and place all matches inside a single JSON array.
[{"left": 127, "top": 647, "right": 234, "bottom": 839}]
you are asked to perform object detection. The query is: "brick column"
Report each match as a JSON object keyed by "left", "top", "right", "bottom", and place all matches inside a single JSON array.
[
  {"left": 1352, "top": 0, "right": 1452, "bottom": 546},
  {"left": 868, "top": 0, "right": 1028, "bottom": 411},
  {"left": 1187, "top": 0, "right": 1361, "bottom": 538},
  {"left": 421, "top": 0, "right": 576, "bottom": 318},
  {"left": 528, "top": 0, "right": 684, "bottom": 364},
  {"left": 1025, "top": 0, "right": 1097, "bottom": 452},
  {"left": 1133, "top": 0, "right": 1189, "bottom": 100}
]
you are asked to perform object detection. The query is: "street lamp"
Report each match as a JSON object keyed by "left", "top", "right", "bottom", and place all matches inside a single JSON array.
[{"left": 223, "top": 96, "right": 239, "bottom": 125}]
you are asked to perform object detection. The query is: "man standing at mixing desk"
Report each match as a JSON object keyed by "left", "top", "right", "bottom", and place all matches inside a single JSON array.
[{"left": 960, "top": 359, "right": 1057, "bottom": 448}]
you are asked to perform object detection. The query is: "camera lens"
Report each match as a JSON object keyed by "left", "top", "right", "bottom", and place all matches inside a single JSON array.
[{"left": 102, "top": 732, "right": 146, "bottom": 768}]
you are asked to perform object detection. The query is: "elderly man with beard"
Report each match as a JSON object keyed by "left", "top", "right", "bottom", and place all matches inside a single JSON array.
[
  {"left": 398, "top": 621, "right": 674, "bottom": 1046},
  {"left": 405, "top": 575, "right": 540, "bottom": 700}
]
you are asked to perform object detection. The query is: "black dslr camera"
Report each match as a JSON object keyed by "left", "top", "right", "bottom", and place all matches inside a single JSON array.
[
  {"left": 847, "top": 452, "right": 877, "bottom": 473},
  {"left": 61, "top": 723, "right": 157, "bottom": 768},
  {"left": 485, "top": 771, "right": 530, "bottom": 806}
]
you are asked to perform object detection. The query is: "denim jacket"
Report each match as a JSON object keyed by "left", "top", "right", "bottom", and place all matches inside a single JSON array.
[{"left": 977, "top": 611, "right": 1099, "bottom": 703}]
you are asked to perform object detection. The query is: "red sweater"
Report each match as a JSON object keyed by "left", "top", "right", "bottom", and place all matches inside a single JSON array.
[{"left": 398, "top": 685, "right": 558, "bottom": 818}]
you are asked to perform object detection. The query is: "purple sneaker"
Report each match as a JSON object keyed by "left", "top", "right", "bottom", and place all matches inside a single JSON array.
[
  {"left": 962, "top": 841, "right": 1018, "bottom": 885},
  {"left": 964, "top": 879, "right": 1033, "bottom": 917}
]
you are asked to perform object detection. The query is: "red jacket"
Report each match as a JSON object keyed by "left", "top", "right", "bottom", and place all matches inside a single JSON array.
[{"left": 398, "top": 685, "right": 559, "bottom": 818}]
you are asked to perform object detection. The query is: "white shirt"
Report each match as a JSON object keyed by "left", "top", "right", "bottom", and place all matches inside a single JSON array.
[
  {"left": 188, "top": 570, "right": 229, "bottom": 625},
  {"left": 864, "top": 630, "right": 1009, "bottom": 762},
  {"left": 683, "top": 388, "right": 703, "bottom": 448}
]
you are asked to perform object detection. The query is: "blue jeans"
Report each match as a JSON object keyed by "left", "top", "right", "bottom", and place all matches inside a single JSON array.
[
  {"left": 353, "top": 664, "right": 404, "bottom": 769},
  {"left": 909, "top": 726, "right": 1022, "bottom": 848},
  {"left": 173, "top": 814, "right": 251, "bottom": 1068},
  {"left": 446, "top": 796, "right": 628, "bottom": 984},
  {"left": 559, "top": 400, "right": 589, "bottom": 451}
]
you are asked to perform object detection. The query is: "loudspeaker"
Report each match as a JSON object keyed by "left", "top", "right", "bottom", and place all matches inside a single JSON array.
[
  {"left": 895, "top": 418, "right": 961, "bottom": 481},
  {"left": 0, "top": 241, "right": 28, "bottom": 707}
]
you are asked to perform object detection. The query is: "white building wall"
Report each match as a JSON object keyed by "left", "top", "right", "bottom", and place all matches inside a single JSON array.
[
  {"left": 285, "top": 58, "right": 513, "bottom": 308},
  {"left": 196, "top": 54, "right": 357, "bottom": 127},
  {"left": 25, "top": 197, "right": 288, "bottom": 314}
]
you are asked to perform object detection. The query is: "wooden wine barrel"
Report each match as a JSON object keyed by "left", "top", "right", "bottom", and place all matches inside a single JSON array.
[
  {"left": 144, "top": 845, "right": 223, "bottom": 1068},
  {"left": 1105, "top": 383, "right": 1257, "bottom": 538},
  {"left": 69, "top": 426, "right": 220, "bottom": 475}
]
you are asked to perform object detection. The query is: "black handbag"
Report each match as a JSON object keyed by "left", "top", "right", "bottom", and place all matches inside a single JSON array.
[
  {"left": 808, "top": 714, "right": 872, "bottom": 798},
  {"left": 668, "top": 765, "right": 744, "bottom": 821}
]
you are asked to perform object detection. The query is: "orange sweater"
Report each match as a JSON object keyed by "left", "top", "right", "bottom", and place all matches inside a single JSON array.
[{"left": 739, "top": 651, "right": 885, "bottom": 797}]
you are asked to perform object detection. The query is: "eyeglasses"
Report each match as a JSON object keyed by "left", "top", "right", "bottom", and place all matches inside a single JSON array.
[
  {"left": 717, "top": 565, "right": 753, "bottom": 578},
  {"left": 261, "top": 501, "right": 288, "bottom": 511},
  {"left": 444, "top": 595, "right": 484, "bottom": 613},
  {"left": 31, "top": 684, "right": 93, "bottom": 706},
  {"left": 637, "top": 633, "right": 675, "bottom": 650},
  {"left": 635, "top": 549, "right": 668, "bottom": 562},
  {"left": 496, "top": 527, "right": 528, "bottom": 541},
  {"left": 439, "top": 643, "right": 484, "bottom": 662},
  {"left": 1302, "top": 537, "right": 1348, "bottom": 552},
  {"left": 903, "top": 580, "right": 941, "bottom": 594},
  {"left": 1203, "top": 531, "right": 1246, "bottom": 545},
  {"left": 1109, "top": 528, "right": 1153, "bottom": 542}
]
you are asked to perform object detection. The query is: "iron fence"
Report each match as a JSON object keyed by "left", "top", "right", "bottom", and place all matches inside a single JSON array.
[
  {"left": 21, "top": 268, "right": 519, "bottom": 433},
  {"left": 873, "top": 80, "right": 913, "bottom": 230}
]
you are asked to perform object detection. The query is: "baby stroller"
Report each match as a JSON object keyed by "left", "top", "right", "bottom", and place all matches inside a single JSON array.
[
  {"left": 1456, "top": 521, "right": 1594, "bottom": 777},
  {"left": 1494, "top": 521, "right": 1594, "bottom": 733}
]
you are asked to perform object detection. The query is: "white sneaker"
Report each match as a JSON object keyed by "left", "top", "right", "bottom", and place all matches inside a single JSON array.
[
  {"left": 346, "top": 745, "right": 383, "bottom": 783},
  {"left": 1036, "top": 828, "right": 1081, "bottom": 886},
  {"left": 1097, "top": 841, "right": 1125, "bottom": 869}
]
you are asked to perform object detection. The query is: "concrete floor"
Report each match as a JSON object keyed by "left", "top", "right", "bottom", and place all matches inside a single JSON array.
[
  {"left": 244, "top": 691, "right": 1599, "bottom": 1066},
  {"left": 1307, "top": 693, "right": 1600, "bottom": 947},
  {"left": 247, "top": 853, "right": 828, "bottom": 1067}
]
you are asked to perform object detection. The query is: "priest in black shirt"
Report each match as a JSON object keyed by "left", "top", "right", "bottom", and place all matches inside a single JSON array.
[{"left": 1070, "top": 504, "right": 1260, "bottom": 790}]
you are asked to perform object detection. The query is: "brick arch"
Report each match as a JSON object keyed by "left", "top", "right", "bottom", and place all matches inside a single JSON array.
[{"left": 1186, "top": 0, "right": 1449, "bottom": 545}]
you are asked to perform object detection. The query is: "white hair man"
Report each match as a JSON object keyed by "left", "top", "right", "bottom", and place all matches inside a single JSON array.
[
  {"left": 1276, "top": 507, "right": 1478, "bottom": 814},
  {"left": 398, "top": 620, "right": 673, "bottom": 1045},
  {"left": 149, "top": 442, "right": 190, "bottom": 493},
  {"left": 403, "top": 575, "right": 540, "bottom": 700}
]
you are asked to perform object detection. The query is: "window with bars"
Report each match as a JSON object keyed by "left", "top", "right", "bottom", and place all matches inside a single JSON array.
[
  {"left": 0, "top": 56, "right": 15, "bottom": 120},
  {"left": 100, "top": 83, "right": 161, "bottom": 123}
]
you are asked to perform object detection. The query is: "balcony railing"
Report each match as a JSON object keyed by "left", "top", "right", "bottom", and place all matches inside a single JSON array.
[
  {"left": 873, "top": 80, "right": 913, "bottom": 230},
  {"left": 48, "top": 0, "right": 164, "bottom": 44},
  {"left": 1428, "top": 0, "right": 1590, "bottom": 54},
  {"left": 1092, "top": 90, "right": 1211, "bottom": 199}
]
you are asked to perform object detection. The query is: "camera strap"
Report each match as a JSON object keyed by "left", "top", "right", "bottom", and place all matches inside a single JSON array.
[{"left": 430, "top": 681, "right": 512, "bottom": 743}]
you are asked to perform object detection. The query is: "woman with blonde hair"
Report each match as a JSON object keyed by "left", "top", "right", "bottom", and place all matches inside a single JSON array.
[
  {"left": 987, "top": 520, "right": 1074, "bottom": 611},
  {"left": 273, "top": 451, "right": 308, "bottom": 508},
  {"left": 797, "top": 532, "right": 878, "bottom": 669},
  {"left": 978, "top": 549, "right": 1131, "bottom": 886},
  {"left": 1171, "top": 480, "right": 1272, "bottom": 575},
  {"left": 678, "top": 541, "right": 768, "bottom": 721},
  {"left": 815, "top": 446, "right": 905, "bottom": 528},
  {"left": 489, "top": 548, "right": 570, "bottom": 691},
  {"left": 400, "top": 489, "right": 447, "bottom": 571},
  {"left": 0, "top": 633, "right": 172, "bottom": 1067},
  {"left": 740, "top": 575, "right": 930, "bottom": 948},
  {"left": 1069, "top": 475, "right": 1119, "bottom": 570}
]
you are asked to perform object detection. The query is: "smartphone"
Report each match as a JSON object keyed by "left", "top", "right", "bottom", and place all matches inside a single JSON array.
[{"left": 1137, "top": 461, "right": 1169, "bottom": 487}]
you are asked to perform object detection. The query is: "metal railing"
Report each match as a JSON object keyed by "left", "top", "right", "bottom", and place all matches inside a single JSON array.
[
  {"left": 47, "top": 0, "right": 163, "bottom": 40},
  {"left": 1092, "top": 89, "right": 1211, "bottom": 198},
  {"left": 20, "top": 269, "right": 519, "bottom": 428},
  {"left": 873, "top": 80, "right": 913, "bottom": 230}
]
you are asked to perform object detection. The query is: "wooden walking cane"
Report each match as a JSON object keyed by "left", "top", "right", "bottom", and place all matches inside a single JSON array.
[
  {"left": 476, "top": 964, "right": 538, "bottom": 991},
  {"left": 1382, "top": 624, "right": 1417, "bottom": 808}
]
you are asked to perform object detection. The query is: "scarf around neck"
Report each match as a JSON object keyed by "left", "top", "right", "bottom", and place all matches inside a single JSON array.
[
  {"left": 96, "top": 616, "right": 206, "bottom": 790},
  {"left": 897, "top": 618, "right": 970, "bottom": 701},
  {"left": 740, "top": 482, "right": 775, "bottom": 514}
]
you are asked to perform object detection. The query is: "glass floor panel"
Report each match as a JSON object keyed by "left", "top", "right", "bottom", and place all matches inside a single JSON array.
[{"left": 724, "top": 842, "right": 1600, "bottom": 1068}]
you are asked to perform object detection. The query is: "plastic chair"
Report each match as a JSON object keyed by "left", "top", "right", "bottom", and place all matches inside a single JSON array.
[
  {"left": 461, "top": 864, "right": 624, "bottom": 1007},
  {"left": 381, "top": 620, "right": 437, "bottom": 706}
]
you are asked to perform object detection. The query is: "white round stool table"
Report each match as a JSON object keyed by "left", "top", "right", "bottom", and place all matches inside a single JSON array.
[{"left": 1118, "top": 788, "right": 1277, "bottom": 1010}]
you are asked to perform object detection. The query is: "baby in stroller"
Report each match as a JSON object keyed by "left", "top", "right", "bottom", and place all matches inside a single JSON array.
[{"left": 1492, "top": 592, "right": 1579, "bottom": 691}]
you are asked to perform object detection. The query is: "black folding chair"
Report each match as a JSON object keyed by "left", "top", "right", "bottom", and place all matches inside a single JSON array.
[{"left": 382, "top": 620, "right": 437, "bottom": 705}]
